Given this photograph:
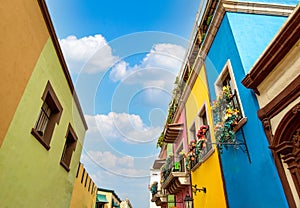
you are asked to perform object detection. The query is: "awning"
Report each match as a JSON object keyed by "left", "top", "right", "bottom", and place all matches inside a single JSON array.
[
  {"left": 96, "top": 194, "right": 108, "bottom": 203},
  {"left": 113, "top": 201, "right": 120, "bottom": 208}
]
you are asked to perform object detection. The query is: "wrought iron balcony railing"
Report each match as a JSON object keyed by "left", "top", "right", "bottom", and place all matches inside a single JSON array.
[{"left": 161, "top": 156, "right": 185, "bottom": 184}]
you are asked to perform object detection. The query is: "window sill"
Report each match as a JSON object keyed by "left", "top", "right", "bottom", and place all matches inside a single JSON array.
[
  {"left": 60, "top": 160, "right": 70, "bottom": 172},
  {"left": 233, "top": 117, "right": 247, "bottom": 132},
  {"left": 31, "top": 128, "right": 50, "bottom": 150},
  {"left": 191, "top": 148, "right": 215, "bottom": 172}
]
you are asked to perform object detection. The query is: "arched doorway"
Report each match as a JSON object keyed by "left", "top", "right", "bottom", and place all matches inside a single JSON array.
[{"left": 270, "top": 103, "right": 300, "bottom": 208}]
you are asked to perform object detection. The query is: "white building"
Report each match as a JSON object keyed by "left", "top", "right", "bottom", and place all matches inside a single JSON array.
[
  {"left": 120, "top": 198, "right": 133, "bottom": 208},
  {"left": 149, "top": 169, "right": 161, "bottom": 208}
]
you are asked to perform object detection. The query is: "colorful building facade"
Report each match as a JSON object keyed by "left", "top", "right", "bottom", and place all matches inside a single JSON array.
[
  {"left": 70, "top": 163, "right": 98, "bottom": 208},
  {"left": 242, "top": 5, "right": 300, "bottom": 207},
  {"left": 149, "top": 168, "right": 165, "bottom": 208},
  {"left": 0, "top": 0, "right": 53, "bottom": 147},
  {"left": 171, "top": 1, "right": 229, "bottom": 206},
  {"left": 151, "top": 143, "right": 168, "bottom": 208},
  {"left": 160, "top": 109, "right": 191, "bottom": 208},
  {"left": 203, "top": 0, "right": 298, "bottom": 207},
  {"left": 0, "top": 0, "right": 88, "bottom": 207},
  {"left": 183, "top": 62, "right": 227, "bottom": 207},
  {"left": 97, "top": 188, "right": 122, "bottom": 208},
  {"left": 153, "top": 0, "right": 299, "bottom": 207}
]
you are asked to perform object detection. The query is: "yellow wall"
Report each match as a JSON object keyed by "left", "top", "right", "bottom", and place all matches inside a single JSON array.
[
  {"left": 0, "top": 0, "right": 49, "bottom": 147},
  {"left": 70, "top": 163, "right": 97, "bottom": 208},
  {"left": 185, "top": 66, "right": 227, "bottom": 207},
  {"left": 0, "top": 36, "right": 87, "bottom": 207}
]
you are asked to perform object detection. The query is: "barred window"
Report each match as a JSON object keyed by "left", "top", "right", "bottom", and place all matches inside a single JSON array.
[
  {"left": 214, "top": 60, "right": 245, "bottom": 123},
  {"left": 31, "top": 81, "right": 62, "bottom": 150},
  {"left": 34, "top": 102, "right": 51, "bottom": 136}
]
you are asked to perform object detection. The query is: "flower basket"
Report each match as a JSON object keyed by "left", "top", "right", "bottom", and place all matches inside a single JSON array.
[
  {"left": 212, "top": 86, "right": 240, "bottom": 151},
  {"left": 181, "top": 125, "right": 210, "bottom": 171}
]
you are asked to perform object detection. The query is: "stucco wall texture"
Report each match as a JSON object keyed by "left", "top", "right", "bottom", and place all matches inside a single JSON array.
[
  {"left": 205, "top": 12, "right": 289, "bottom": 207},
  {"left": 0, "top": 37, "right": 87, "bottom": 207},
  {"left": 186, "top": 66, "right": 227, "bottom": 208},
  {"left": 0, "top": 0, "right": 49, "bottom": 147}
]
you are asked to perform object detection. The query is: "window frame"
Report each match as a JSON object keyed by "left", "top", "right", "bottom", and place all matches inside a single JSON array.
[
  {"left": 31, "top": 81, "right": 62, "bottom": 150},
  {"left": 190, "top": 103, "right": 215, "bottom": 170},
  {"left": 197, "top": 104, "right": 213, "bottom": 156},
  {"left": 60, "top": 124, "right": 78, "bottom": 172},
  {"left": 189, "top": 122, "right": 197, "bottom": 142},
  {"left": 214, "top": 60, "right": 247, "bottom": 130}
]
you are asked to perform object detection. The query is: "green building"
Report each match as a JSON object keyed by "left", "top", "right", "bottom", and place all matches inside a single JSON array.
[{"left": 0, "top": 0, "right": 88, "bottom": 207}]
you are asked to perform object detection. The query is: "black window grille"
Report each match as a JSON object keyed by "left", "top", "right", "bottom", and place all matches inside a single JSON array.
[{"left": 34, "top": 102, "right": 51, "bottom": 136}]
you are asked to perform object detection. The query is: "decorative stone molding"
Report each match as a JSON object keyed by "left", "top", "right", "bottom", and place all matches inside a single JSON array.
[
  {"left": 257, "top": 75, "right": 300, "bottom": 122},
  {"left": 242, "top": 5, "right": 300, "bottom": 94},
  {"left": 268, "top": 103, "right": 300, "bottom": 207},
  {"left": 222, "top": 0, "right": 295, "bottom": 16}
]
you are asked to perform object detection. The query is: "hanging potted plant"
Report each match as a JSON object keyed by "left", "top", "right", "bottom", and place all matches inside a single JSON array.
[
  {"left": 196, "top": 125, "right": 209, "bottom": 154},
  {"left": 181, "top": 125, "right": 209, "bottom": 171},
  {"left": 180, "top": 140, "right": 196, "bottom": 172},
  {"left": 212, "top": 86, "right": 240, "bottom": 151}
]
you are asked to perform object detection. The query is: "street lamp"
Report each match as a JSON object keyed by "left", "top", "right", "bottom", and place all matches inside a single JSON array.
[{"left": 184, "top": 193, "right": 193, "bottom": 208}]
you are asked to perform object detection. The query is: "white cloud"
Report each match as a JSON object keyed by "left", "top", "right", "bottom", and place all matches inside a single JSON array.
[
  {"left": 81, "top": 150, "right": 150, "bottom": 178},
  {"left": 59, "top": 34, "right": 118, "bottom": 74},
  {"left": 142, "top": 43, "right": 186, "bottom": 69},
  {"left": 59, "top": 34, "right": 185, "bottom": 87},
  {"left": 85, "top": 112, "right": 162, "bottom": 143},
  {"left": 109, "top": 61, "right": 129, "bottom": 82},
  {"left": 109, "top": 43, "right": 186, "bottom": 87},
  {"left": 84, "top": 150, "right": 134, "bottom": 169}
]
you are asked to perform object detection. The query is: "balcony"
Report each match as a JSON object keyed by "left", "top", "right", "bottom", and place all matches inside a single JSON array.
[
  {"left": 163, "top": 123, "right": 184, "bottom": 143},
  {"left": 151, "top": 190, "right": 167, "bottom": 206},
  {"left": 161, "top": 156, "right": 190, "bottom": 194}
]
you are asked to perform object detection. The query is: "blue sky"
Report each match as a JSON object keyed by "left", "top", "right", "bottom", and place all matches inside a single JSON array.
[{"left": 46, "top": 0, "right": 200, "bottom": 207}]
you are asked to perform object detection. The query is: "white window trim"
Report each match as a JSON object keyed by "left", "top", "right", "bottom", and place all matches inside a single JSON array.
[{"left": 214, "top": 59, "right": 246, "bottom": 118}]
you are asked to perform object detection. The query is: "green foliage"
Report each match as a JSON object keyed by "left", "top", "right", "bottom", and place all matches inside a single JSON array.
[
  {"left": 161, "top": 154, "right": 173, "bottom": 182},
  {"left": 212, "top": 86, "right": 239, "bottom": 150},
  {"left": 156, "top": 77, "right": 183, "bottom": 148},
  {"left": 206, "top": 15, "right": 213, "bottom": 25},
  {"left": 156, "top": 132, "right": 164, "bottom": 148}
]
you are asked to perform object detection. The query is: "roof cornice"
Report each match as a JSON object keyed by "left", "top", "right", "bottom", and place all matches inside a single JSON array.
[
  {"left": 178, "top": 0, "right": 296, "bottom": 102},
  {"left": 38, "top": 0, "right": 88, "bottom": 130},
  {"left": 242, "top": 5, "right": 300, "bottom": 94},
  {"left": 222, "top": 0, "right": 295, "bottom": 16}
]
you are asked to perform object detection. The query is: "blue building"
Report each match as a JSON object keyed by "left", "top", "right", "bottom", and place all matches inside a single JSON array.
[{"left": 197, "top": 0, "right": 299, "bottom": 207}]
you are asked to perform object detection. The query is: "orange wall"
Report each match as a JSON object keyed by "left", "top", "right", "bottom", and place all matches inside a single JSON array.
[{"left": 0, "top": 0, "right": 49, "bottom": 146}]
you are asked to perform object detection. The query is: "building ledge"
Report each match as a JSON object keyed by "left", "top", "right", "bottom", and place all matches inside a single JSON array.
[
  {"left": 152, "top": 159, "right": 165, "bottom": 169},
  {"left": 163, "top": 123, "right": 184, "bottom": 143},
  {"left": 151, "top": 191, "right": 168, "bottom": 206},
  {"left": 162, "top": 172, "right": 190, "bottom": 194}
]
